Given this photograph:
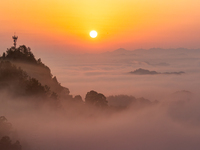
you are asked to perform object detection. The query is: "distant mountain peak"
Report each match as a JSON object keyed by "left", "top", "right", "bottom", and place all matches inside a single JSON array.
[
  {"left": 112, "top": 48, "right": 130, "bottom": 55},
  {"left": 114, "top": 48, "right": 128, "bottom": 52}
]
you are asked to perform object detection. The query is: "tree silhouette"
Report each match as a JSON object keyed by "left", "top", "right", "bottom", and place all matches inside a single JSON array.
[
  {"left": 73, "top": 95, "right": 83, "bottom": 103},
  {"left": 0, "top": 117, "right": 22, "bottom": 150},
  {"left": 50, "top": 92, "right": 58, "bottom": 100},
  {"left": 0, "top": 136, "right": 12, "bottom": 150},
  {"left": 11, "top": 140, "right": 22, "bottom": 150},
  {"left": 0, "top": 61, "right": 28, "bottom": 82},
  {"left": 25, "top": 78, "right": 50, "bottom": 96},
  {"left": 0, "top": 116, "right": 12, "bottom": 138},
  {"left": 0, "top": 136, "right": 22, "bottom": 150},
  {"left": 85, "top": 90, "right": 108, "bottom": 107},
  {"left": 5, "top": 45, "right": 37, "bottom": 64},
  {"left": 0, "top": 61, "right": 54, "bottom": 99},
  {"left": 2, "top": 52, "right": 6, "bottom": 58}
]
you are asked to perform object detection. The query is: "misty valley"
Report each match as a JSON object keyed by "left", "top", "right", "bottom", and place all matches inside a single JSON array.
[{"left": 0, "top": 45, "right": 200, "bottom": 150}]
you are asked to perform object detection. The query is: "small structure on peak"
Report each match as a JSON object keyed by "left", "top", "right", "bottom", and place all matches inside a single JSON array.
[{"left": 12, "top": 34, "right": 18, "bottom": 48}]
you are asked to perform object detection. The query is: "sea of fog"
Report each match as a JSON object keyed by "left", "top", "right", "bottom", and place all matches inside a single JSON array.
[
  {"left": 39, "top": 48, "right": 200, "bottom": 101},
  {"left": 1, "top": 48, "right": 200, "bottom": 150}
]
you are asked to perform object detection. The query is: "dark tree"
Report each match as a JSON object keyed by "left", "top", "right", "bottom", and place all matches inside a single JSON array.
[
  {"left": 0, "top": 116, "right": 12, "bottom": 138},
  {"left": 85, "top": 90, "right": 108, "bottom": 107},
  {"left": 49, "top": 91, "right": 61, "bottom": 109},
  {"left": 25, "top": 78, "right": 49, "bottom": 96},
  {"left": 6, "top": 45, "right": 37, "bottom": 64},
  {"left": 50, "top": 92, "right": 58, "bottom": 100},
  {"left": 37, "top": 58, "right": 41, "bottom": 64},
  {"left": 0, "top": 136, "right": 12, "bottom": 150},
  {"left": 2, "top": 52, "right": 6, "bottom": 58},
  {"left": 11, "top": 140, "right": 22, "bottom": 150},
  {"left": 0, "top": 136, "right": 22, "bottom": 150},
  {"left": 74, "top": 95, "right": 83, "bottom": 103},
  {"left": 0, "top": 61, "right": 28, "bottom": 82},
  {"left": 0, "top": 61, "right": 52, "bottom": 99}
]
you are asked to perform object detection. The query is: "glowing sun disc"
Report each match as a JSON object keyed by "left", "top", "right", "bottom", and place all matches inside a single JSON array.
[{"left": 90, "top": 30, "right": 98, "bottom": 38}]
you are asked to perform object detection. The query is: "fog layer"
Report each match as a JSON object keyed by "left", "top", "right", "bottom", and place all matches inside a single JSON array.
[
  {"left": 1, "top": 93, "right": 200, "bottom": 150},
  {"left": 41, "top": 48, "right": 200, "bottom": 100},
  {"left": 1, "top": 48, "right": 200, "bottom": 150}
]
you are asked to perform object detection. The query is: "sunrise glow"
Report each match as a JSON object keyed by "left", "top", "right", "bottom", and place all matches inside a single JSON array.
[
  {"left": 1, "top": 0, "right": 200, "bottom": 150},
  {"left": 90, "top": 30, "right": 98, "bottom": 38},
  {"left": 0, "top": 0, "right": 200, "bottom": 52}
]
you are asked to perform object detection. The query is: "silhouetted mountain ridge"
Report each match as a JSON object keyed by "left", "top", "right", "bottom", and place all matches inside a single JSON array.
[
  {"left": 104, "top": 47, "right": 200, "bottom": 56},
  {"left": 0, "top": 45, "right": 69, "bottom": 97}
]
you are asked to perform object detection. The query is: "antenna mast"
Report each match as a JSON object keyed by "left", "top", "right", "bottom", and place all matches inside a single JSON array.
[{"left": 12, "top": 34, "right": 18, "bottom": 48}]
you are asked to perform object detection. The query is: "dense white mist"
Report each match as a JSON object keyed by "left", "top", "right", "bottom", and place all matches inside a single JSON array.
[
  {"left": 39, "top": 48, "right": 200, "bottom": 100},
  {"left": 1, "top": 92, "right": 200, "bottom": 150}
]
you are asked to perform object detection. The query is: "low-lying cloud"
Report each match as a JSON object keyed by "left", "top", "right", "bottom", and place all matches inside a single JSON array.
[
  {"left": 1, "top": 48, "right": 200, "bottom": 150},
  {"left": 1, "top": 90, "right": 200, "bottom": 150}
]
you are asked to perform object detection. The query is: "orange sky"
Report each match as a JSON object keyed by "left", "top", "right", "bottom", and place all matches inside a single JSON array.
[{"left": 0, "top": 0, "right": 200, "bottom": 53}]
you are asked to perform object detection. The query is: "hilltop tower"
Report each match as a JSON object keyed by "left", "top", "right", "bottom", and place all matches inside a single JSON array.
[{"left": 12, "top": 34, "right": 18, "bottom": 48}]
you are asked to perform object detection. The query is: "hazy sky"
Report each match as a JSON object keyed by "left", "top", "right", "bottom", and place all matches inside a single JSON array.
[
  {"left": 1, "top": 1, "right": 200, "bottom": 149},
  {"left": 1, "top": 0, "right": 200, "bottom": 53}
]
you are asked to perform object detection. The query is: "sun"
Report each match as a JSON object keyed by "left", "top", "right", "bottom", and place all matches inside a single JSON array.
[{"left": 90, "top": 30, "right": 98, "bottom": 38}]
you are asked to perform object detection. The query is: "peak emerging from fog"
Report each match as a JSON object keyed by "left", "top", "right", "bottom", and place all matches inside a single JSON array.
[
  {"left": 129, "top": 68, "right": 185, "bottom": 75},
  {"left": 114, "top": 48, "right": 129, "bottom": 53},
  {"left": 0, "top": 45, "right": 71, "bottom": 102}
]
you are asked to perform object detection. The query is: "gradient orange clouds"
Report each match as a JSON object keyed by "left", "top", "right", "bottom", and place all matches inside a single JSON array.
[{"left": 0, "top": 0, "right": 200, "bottom": 53}]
